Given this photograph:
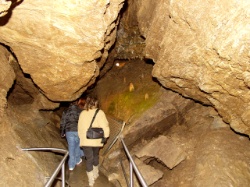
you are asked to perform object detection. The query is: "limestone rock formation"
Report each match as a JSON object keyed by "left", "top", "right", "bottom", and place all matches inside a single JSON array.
[
  {"left": 135, "top": 0, "right": 250, "bottom": 136},
  {"left": 0, "top": 0, "right": 124, "bottom": 102},
  {"left": 1, "top": 0, "right": 250, "bottom": 186},
  {"left": 2, "top": 0, "right": 249, "bottom": 136},
  {"left": 94, "top": 64, "right": 250, "bottom": 187},
  {"left": 0, "top": 45, "right": 15, "bottom": 120},
  {"left": 135, "top": 135, "right": 187, "bottom": 169}
]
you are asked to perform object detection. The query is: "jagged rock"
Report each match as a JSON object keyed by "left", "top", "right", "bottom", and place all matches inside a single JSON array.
[
  {"left": 133, "top": 158, "right": 163, "bottom": 186},
  {"left": 136, "top": 135, "right": 187, "bottom": 169},
  {"left": 0, "top": 46, "right": 15, "bottom": 122},
  {"left": 135, "top": 0, "right": 250, "bottom": 136},
  {"left": 0, "top": 0, "right": 124, "bottom": 101}
]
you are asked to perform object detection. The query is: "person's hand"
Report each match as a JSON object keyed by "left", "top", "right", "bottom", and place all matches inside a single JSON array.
[
  {"left": 101, "top": 137, "right": 107, "bottom": 144},
  {"left": 60, "top": 129, "right": 66, "bottom": 138}
]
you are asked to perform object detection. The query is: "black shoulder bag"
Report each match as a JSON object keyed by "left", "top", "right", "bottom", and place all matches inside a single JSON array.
[{"left": 86, "top": 109, "right": 104, "bottom": 139}]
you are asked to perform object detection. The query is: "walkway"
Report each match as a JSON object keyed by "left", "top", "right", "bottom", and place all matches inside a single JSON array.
[{"left": 65, "top": 160, "right": 114, "bottom": 187}]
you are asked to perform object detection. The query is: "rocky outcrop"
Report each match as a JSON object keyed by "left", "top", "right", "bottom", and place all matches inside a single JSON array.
[
  {"left": 135, "top": 135, "right": 187, "bottom": 169},
  {"left": 0, "top": 45, "right": 66, "bottom": 186},
  {"left": 135, "top": 0, "right": 250, "bottom": 136},
  {"left": 0, "top": 0, "right": 124, "bottom": 102},
  {"left": 0, "top": 45, "right": 15, "bottom": 121}
]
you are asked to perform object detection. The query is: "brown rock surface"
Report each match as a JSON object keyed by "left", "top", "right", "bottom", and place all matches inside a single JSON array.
[
  {"left": 0, "top": 0, "right": 124, "bottom": 101},
  {"left": 135, "top": 135, "right": 187, "bottom": 169},
  {"left": 1, "top": 0, "right": 250, "bottom": 136},
  {"left": 94, "top": 59, "right": 250, "bottom": 187},
  {"left": 153, "top": 103, "right": 250, "bottom": 187},
  {"left": 135, "top": 0, "right": 250, "bottom": 136},
  {"left": 0, "top": 0, "right": 250, "bottom": 186},
  {"left": 0, "top": 45, "right": 15, "bottom": 120}
]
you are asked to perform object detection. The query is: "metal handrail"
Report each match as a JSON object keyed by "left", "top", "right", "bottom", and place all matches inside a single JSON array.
[
  {"left": 21, "top": 147, "right": 69, "bottom": 187},
  {"left": 103, "top": 121, "right": 126, "bottom": 156},
  {"left": 120, "top": 138, "right": 148, "bottom": 187}
]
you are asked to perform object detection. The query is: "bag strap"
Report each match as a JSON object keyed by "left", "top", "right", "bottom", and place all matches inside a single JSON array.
[{"left": 88, "top": 109, "right": 100, "bottom": 129}]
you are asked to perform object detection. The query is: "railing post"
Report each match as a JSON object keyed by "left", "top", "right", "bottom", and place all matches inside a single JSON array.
[
  {"left": 129, "top": 162, "right": 133, "bottom": 187},
  {"left": 61, "top": 162, "right": 65, "bottom": 187},
  {"left": 120, "top": 138, "right": 148, "bottom": 187}
]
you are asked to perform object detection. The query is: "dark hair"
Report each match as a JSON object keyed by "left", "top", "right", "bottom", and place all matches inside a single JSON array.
[
  {"left": 77, "top": 97, "right": 86, "bottom": 109},
  {"left": 71, "top": 99, "right": 79, "bottom": 105},
  {"left": 84, "top": 96, "right": 99, "bottom": 110}
]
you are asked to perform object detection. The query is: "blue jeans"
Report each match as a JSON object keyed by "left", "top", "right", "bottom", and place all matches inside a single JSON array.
[{"left": 66, "top": 131, "right": 84, "bottom": 169}]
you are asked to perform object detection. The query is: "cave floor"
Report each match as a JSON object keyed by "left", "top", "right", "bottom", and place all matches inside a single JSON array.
[{"left": 64, "top": 160, "right": 114, "bottom": 187}]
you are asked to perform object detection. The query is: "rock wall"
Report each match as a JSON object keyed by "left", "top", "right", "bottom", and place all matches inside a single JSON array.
[
  {"left": 0, "top": 46, "right": 15, "bottom": 118},
  {"left": 0, "top": 45, "right": 66, "bottom": 186},
  {"left": 135, "top": 0, "right": 250, "bottom": 136},
  {"left": 91, "top": 57, "right": 250, "bottom": 187}
]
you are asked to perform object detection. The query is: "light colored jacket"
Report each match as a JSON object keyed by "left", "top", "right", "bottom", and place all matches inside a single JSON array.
[{"left": 78, "top": 108, "right": 110, "bottom": 147}]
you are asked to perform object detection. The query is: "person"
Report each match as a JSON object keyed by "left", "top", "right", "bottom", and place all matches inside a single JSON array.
[
  {"left": 78, "top": 96, "right": 110, "bottom": 187},
  {"left": 60, "top": 98, "right": 85, "bottom": 171}
]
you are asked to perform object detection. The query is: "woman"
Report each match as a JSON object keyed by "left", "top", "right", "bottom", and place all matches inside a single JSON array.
[
  {"left": 60, "top": 98, "right": 85, "bottom": 171},
  {"left": 78, "top": 96, "right": 110, "bottom": 187}
]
